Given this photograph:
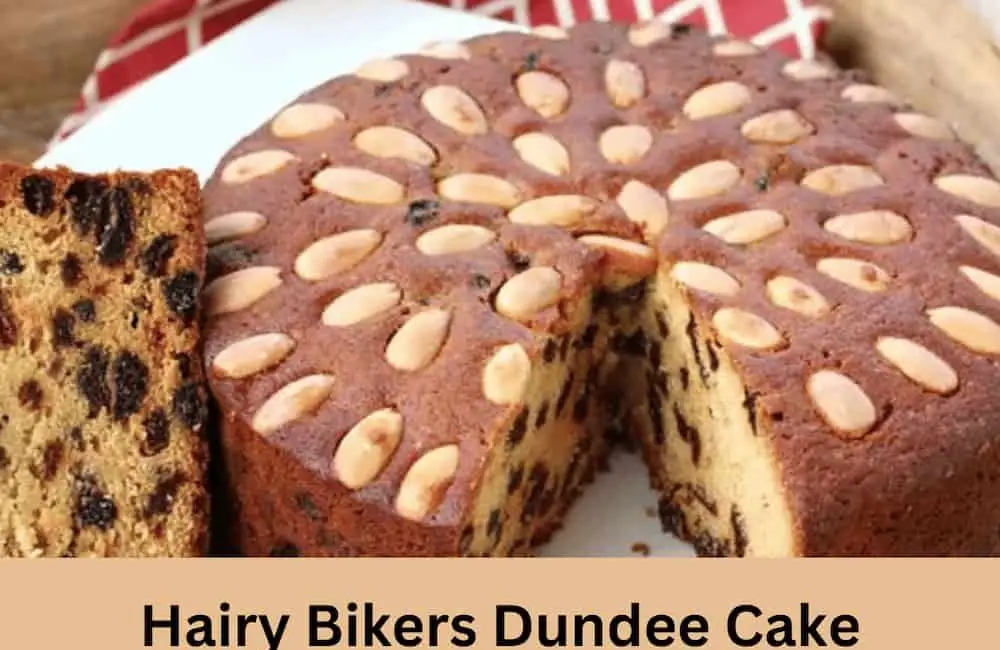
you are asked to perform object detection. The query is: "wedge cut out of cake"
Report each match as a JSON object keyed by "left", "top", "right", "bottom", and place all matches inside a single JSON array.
[
  {"left": 0, "top": 162, "right": 210, "bottom": 557},
  {"left": 202, "top": 21, "right": 1000, "bottom": 557}
]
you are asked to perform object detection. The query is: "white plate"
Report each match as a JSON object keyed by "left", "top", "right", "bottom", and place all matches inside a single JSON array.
[
  {"left": 38, "top": 0, "right": 694, "bottom": 558},
  {"left": 36, "top": 0, "right": 524, "bottom": 179}
]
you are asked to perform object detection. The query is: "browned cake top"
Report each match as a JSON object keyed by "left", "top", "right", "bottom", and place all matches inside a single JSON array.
[{"left": 201, "top": 21, "right": 1000, "bottom": 533}]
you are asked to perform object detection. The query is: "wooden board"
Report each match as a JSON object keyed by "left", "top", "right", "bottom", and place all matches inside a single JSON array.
[
  {"left": 826, "top": 0, "right": 1000, "bottom": 174},
  {"left": 0, "top": 0, "right": 146, "bottom": 163}
]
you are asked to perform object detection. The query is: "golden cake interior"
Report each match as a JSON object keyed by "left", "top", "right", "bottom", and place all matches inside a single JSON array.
[
  {"left": 634, "top": 271, "right": 797, "bottom": 557},
  {"left": 459, "top": 255, "right": 664, "bottom": 556},
  {"left": 0, "top": 167, "right": 208, "bottom": 557}
]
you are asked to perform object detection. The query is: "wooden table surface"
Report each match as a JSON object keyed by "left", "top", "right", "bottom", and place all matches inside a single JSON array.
[{"left": 0, "top": 0, "right": 146, "bottom": 163}]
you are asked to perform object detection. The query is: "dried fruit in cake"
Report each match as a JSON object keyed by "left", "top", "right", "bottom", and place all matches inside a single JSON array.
[{"left": 0, "top": 163, "right": 209, "bottom": 557}]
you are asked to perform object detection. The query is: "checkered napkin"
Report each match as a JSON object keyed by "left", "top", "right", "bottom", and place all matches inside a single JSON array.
[{"left": 51, "top": 0, "right": 831, "bottom": 146}]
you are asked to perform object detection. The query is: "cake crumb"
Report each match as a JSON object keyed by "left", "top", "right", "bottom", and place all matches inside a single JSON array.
[
  {"left": 0, "top": 163, "right": 209, "bottom": 558},
  {"left": 644, "top": 506, "right": 657, "bottom": 518},
  {"left": 631, "top": 542, "right": 651, "bottom": 556}
]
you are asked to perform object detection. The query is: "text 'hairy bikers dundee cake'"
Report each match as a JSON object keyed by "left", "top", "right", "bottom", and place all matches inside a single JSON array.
[{"left": 201, "top": 21, "right": 1000, "bottom": 557}]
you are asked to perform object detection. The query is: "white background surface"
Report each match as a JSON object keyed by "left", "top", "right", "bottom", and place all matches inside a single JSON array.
[
  {"left": 965, "top": 0, "right": 1000, "bottom": 42},
  {"left": 37, "top": 0, "right": 694, "bottom": 557}
]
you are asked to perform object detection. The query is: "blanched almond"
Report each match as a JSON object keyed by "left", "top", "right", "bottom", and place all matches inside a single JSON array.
[
  {"left": 212, "top": 333, "right": 296, "bottom": 379},
  {"left": 221, "top": 150, "right": 295, "bottom": 184},
  {"left": 628, "top": 21, "right": 671, "bottom": 47},
  {"left": 421, "top": 85, "right": 488, "bottom": 135},
  {"left": 437, "top": 174, "right": 522, "bottom": 208},
  {"left": 927, "top": 306, "right": 1000, "bottom": 355},
  {"left": 605, "top": 59, "right": 645, "bottom": 108},
  {"left": 599, "top": 125, "right": 653, "bottom": 165},
  {"left": 959, "top": 266, "right": 1000, "bottom": 303},
  {"left": 876, "top": 337, "right": 958, "bottom": 395},
  {"left": 668, "top": 160, "right": 742, "bottom": 201},
  {"left": 766, "top": 276, "right": 831, "bottom": 318},
  {"left": 395, "top": 445, "right": 460, "bottom": 521},
  {"left": 807, "top": 371, "right": 877, "bottom": 437},
  {"left": 956, "top": 215, "right": 1000, "bottom": 258},
  {"left": 841, "top": 84, "right": 901, "bottom": 105},
  {"left": 617, "top": 180, "right": 669, "bottom": 239},
  {"left": 713, "top": 40, "right": 760, "bottom": 57},
  {"left": 935, "top": 175, "right": 1000, "bottom": 207},
  {"left": 252, "top": 374, "right": 335, "bottom": 435},
  {"left": 322, "top": 282, "right": 402, "bottom": 327},
  {"left": 418, "top": 41, "right": 471, "bottom": 59},
  {"left": 683, "top": 81, "right": 752, "bottom": 120},
  {"left": 333, "top": 409, "right": 404, "bottom": 489},
  {"left": 824, "top": 210, "right": 913, "bottom": 245},
  {"left": 783, "top": 59, "right": 835, "bottom": 81},
  {"left": 670, "top": 261, "right": 741, "bottom": 296},
  {"left": 416, "top": 224, "right": 496, "bottom": 256},
  {"left": 508, "top": 195, "right": 597, "bottom": 227},
  {"left": 512, "top": 133, "right": 570, "bottom": 176},
  {"left": 894, "top": 113, "right": 954, "bottom": 141},
  {"left": 495, "top": 267, "right": 562, "bottom": 322},
  {"left": 801, "top": 165, "right": 884, "bottom": 196},
  {"left": 712, "top": 308, "right": 784, "bottom": 350},
  {"left": 703, "top": 209, "right": 786, "bottom": 244},
  {"left": 741, "top": 109, "right": 815, "bottom": 144},
  {"left": 294, "top": 229, "right": 382, "bottom": 281},
  {"left": 516, "top": 71, "right": 570, "bottom": 118},
  {"left": 312, "top": 167, "right": 405, "bottom": 204},
  {"left": 271, "top": 103, "right": 344, "bottom": 139},
  {"left": 355, "top": 58, "right": 409, "bottom": 82},
  {"left": 482, "top": 343, "right": 532, "bottom": 405},
  {"left": 353, "top": 126, "right": 437, "bottom": 166},
  {"left": 205, "top": 266, "right": 282, "bottom": 317},
  {"left": 577, "top": 235, "right": 655, "bottom": 260},
  {"left": 816, "top": 258, "right": 891, "bottom": 292},
  {"left": 385, "top": 309, "right": 452, "bottom": 371},
  {"left": 205, "top": 211, "right": 267, "bottom": 245}
]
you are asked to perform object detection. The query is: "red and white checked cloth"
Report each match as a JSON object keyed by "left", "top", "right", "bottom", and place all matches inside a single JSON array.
[{"left": 52, "top": 0, "right": 831, "bottom": 146}]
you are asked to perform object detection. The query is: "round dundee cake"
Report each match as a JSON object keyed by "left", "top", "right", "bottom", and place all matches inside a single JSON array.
[{"left": 201, "top": 20, "right": 1000, "bottom": 557}]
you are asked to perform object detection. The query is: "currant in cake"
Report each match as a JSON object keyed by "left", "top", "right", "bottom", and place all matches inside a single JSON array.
[
  {"left": 0, "top": 163, "right": 210, "bottom": 557},
  {"left": 202, "top": 21, "right": 1000, "bottom": 556}
]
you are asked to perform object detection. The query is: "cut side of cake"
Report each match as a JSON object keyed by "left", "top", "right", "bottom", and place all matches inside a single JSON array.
[
  {"left": 201, "top": 21, "right": 1000, "bottom": 556},
  {"left": 0, "top": 163, "right": 210, "bottom": 557}
]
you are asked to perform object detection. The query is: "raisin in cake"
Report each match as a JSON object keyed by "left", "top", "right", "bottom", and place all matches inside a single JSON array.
[
  {"left": 0, "top": 163, "right": 210, "bottom": 557},
  {"left": 202, "top": 21, "right": 1000, "bottom": 557}
]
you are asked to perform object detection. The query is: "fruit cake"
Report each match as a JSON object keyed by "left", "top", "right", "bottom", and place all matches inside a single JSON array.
[
  {"left": 202, "top": 20, "right": 1000, "bottom": 557},
  {"left": 0, "top": 163, "right": 210, "bottom": 557}
]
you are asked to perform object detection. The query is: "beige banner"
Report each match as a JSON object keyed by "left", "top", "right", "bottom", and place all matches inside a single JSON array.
[{"left": 0, "top": 559, "right": 989, "bottom": 648}]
